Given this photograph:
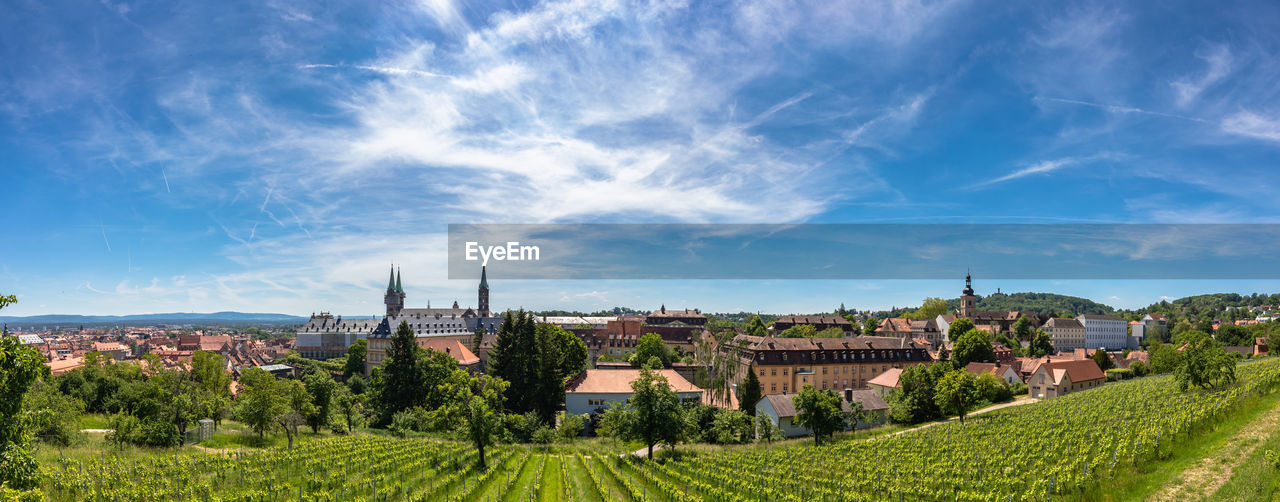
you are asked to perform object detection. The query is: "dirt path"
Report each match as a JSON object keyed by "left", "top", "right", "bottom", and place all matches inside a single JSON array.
[
  {"left": 1148, "top": 397, "right": 1280, "bottom": 501},
  {"left": 887, "top": 396, "right": 1035, "bottom": 438}
]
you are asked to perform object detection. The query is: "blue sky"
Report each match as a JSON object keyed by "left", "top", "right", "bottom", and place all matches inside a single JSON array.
[{"left": 2, "top": 0, "right": 1279, "bottom": 316}]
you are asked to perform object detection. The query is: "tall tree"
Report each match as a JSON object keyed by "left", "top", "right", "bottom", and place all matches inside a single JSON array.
[
  {"left": 277, "top": 379, "right": 315, "bottom": 449},
  {"left": 738, "top": 370, "right": 762, "bottom": 416},
  {"left": 303, "top": 370, "right": 337, "bottom": 433},
  {"left": 191, "top": 351, "right": 231, "bottom": 396},
  {"left": 745, "top": 315, "right": 768, "bottom": 337},
  {"left": 233, "top": 367, "right": 284, "bottom": 439},
  {"left": 0, "top": 294, "right": 45, "bottom": 490},
  {"left": 441, "top": 370, "right": 508, "bottom": 468},
  {"left": 934, "top": 369, "right": 979, "bottom": 424},
  {"left": 370, "top": 321, "right": 422, "bottom": 425},
  {"left": 952, "top": 329, "right": 996, "bottom": 367},
  {"left": 792, "top": 385, "right": 847, "bottom": 445},
  {"left": 342, "top": 339, "right": 367, "bottom": 380},
  {"left": 864, "top": 317, "right": 880, "bottom": 336},
  {"left": 1012, "top": 315, "right": 1033, "bottom": 341},
  {"left": 489, "top": 311, "right": 582, "bottom": 423},
  {"left": 617, "top": 368, "right": 684, "bottom": 459}
]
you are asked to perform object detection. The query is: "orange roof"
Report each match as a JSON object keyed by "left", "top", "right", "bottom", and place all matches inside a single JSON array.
[
  {"left": 419, "top": 338, "right": 480, "bottom": 365},
  {"left": 867, "top": 367, "right": 904, "bottom": 389},
  {"left": 566, "top": 369, "right": 700, "bottom": 394},
  {"left": 1038, "top": 359, "right": 1105, "bottom": 384}
]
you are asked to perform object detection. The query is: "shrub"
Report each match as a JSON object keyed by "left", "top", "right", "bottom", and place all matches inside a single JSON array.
[
  {"left": 530, "top": 426, "right": 557, "bottom": 445},
  {"left": 1267, "top": 449, "right": 1280, "bottom": 469},
  {"left": 556, "top": 412, "right": 585, "bottom": 440},
  {"left": 711, "top": 409, "right": 753, "bottom": 444}
]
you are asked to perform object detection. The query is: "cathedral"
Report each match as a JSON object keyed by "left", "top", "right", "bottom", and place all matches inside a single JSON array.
[{"left": 295, "top": 266, "right": 499, "bottom": 361}]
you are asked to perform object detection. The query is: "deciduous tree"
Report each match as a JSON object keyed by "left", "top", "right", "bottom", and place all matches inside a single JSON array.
[
  {"left": 934, "top": 369, "right": 978, "bottom": 424},
  {"left": 952, "top": 329, "right": 996, "bottom": 367},
  {"left": 792, "top": 385, "right": 847, "bottom": 445},
  {"left": 1175, "top": 331, "right": 1238, "bottom": 391},
  {"left": 617, "top": 368, "right": 684, "bottom": 459}
]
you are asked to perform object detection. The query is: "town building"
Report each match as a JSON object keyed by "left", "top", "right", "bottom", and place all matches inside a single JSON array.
[
  {"left": 964, "top": 362, "right": 1023, "bottom": 385},
  {"left": 364, "top": 311, "right": 498, "bottom": 375},
  {"left": 564, "top": 369, "right": 704, "bottom": 416},
  {"left": 295, "top": 265, "right": 499, "bottom": 366},
  {"left": 866, "top": 367, "right": 903, "bottom": 399},
  {"left": 1041, "top": 317, "right": 1085, "bottom": 352},
  {"left": 641, "top": 306, "right": 706, "bottom": 352},
  {"left": 1077, "top": 314, "right": 1128, "bottom": 350},
  {"left": 756, "top": 389, "right": 889, "bottom": 437},
  {"left": 1027, "top": 359, "right": 1105, "bottom": 399},
  {"left": 770, "top": 315, "right": 855, "bottom": 336},
  {"left": 943, "top": 273, "right": 1048, "bottom": 338},
  {"left": 723, "top": 335, "right": 931, "bottom": 395}
]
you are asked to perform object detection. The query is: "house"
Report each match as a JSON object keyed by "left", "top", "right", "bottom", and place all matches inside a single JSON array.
[
  {"left": 866, "top": 367, "right": 904, "bottom": 399},
  {"left": 564, "top": 369, "right": 705, "bottom": 416},
  {"left": 876, "top": 318, "right": 914, "bottom": 338},
  {"left": 964, "top": 362, "right": 1023, "bottom": 385},
  {"left": 417, "top": 338, "right": 483, "bottom": 372},
  {"left": 1027, "top": 359, "right": 1105, "bottom": 399},
  {"left": 755, "top": 389, "right": 889, "bottom": 437},
  {"left": 255, "top": 363, "right": 296, "bottom": 378},
  {"left": 1257, "top": 337, "right": 1270, "bottom": 357},
  {"left": 1042, "top": 318, "right": 1085, "bottom": 353}
]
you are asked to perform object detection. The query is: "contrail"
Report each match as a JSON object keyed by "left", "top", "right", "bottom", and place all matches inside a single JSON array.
[
  {"left": 100, "top": 224, "right": 112, "bottom": 252},
  {"left": 161, "top": 169, "right": 171, "bottom": 193}
]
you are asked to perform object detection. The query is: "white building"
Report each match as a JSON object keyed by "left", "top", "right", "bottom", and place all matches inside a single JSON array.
[
  {"left": 564, "top": 369, "right": 704, "bottom": 416},
  {"left": 1077, "top": 314, "right": 1128, "bottom": 350}
]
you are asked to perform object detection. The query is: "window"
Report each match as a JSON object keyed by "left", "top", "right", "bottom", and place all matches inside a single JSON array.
[
  {"left": 783, "top": 384, "right": 788, "bottom": 392},
  {"left": 759, "top": 369, "right": 765, "bottom": 376},
  {"left": 771, "top": 384, "right": 776, "bottom": 392},
  {"left": 822, "top": 367, "right": 827, "bottom": 375},
  {"left": 771, "top": 369, "right": 777, "bottom": 376},
  {"left": 783, "top": 369, "right": 789, "bottom": 376}
]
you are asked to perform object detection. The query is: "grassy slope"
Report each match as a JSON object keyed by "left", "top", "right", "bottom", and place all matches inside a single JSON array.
[
  {"left": 1208, "top": 429, "right": 1280, "bottom": 501},
  {"left": 1073, "top": 389, "right": 1280, "bottom": 501}
]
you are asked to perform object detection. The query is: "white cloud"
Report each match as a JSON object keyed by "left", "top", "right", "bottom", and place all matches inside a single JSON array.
[
  {"left": 1170, "top": 43, "right": 1232, "bottom": 107},
  {"left": 1220, "top": 110, "right": 1280, "bottom": 142}
]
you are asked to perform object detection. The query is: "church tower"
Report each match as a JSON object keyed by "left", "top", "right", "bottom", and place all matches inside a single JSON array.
[
  {"left": 959, "top": 270, "right": 977, "bottom": 317},
  {"left": 384, "top": 266, "right": 405, "bottom": 317},
  {"left": 478, "top": 266, "right": 490, "bottom": 317}
]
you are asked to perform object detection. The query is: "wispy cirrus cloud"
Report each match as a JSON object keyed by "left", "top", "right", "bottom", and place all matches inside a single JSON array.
[
  {"left": 1171, "top": 43, "right": 1233, "bottom": 107},
  {"left": 970, "top": 153, "right": 1121, "bottom": 188}
]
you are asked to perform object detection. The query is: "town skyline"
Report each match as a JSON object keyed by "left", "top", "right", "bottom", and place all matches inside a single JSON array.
[{"left": 4, "top": 1, "right": 1279, "bottom": 317}]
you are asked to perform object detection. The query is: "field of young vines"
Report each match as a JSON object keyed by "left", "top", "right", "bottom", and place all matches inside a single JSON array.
[{"left": 41, "top": 357, "right": 1280, "bottom": 501}]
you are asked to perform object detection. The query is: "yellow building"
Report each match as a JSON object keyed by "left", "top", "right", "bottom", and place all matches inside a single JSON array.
[{"left": 724, "top": 335, "right": 933, "bottom": 395}]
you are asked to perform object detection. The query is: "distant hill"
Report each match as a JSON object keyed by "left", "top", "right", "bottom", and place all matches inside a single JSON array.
[
  {"left": 1127, "top": 292, "right": 1280, "bottom": 321},
  {"left": 944, "top": 292, "right": 1116, "bottom": 317},
  {"left": 0, "top": 311, "right": 307, "bottom": 326}
]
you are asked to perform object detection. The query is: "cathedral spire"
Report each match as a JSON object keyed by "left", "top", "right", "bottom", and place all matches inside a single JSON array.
[
  {"left": 480, "top": 266, "right": 489, "bottom": 290},
  {"left": 396, "top": 268, "right": 403, "bottom": 293},
  {"left": 387, "top": 265, "right": 395, "bottom": 291}
]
